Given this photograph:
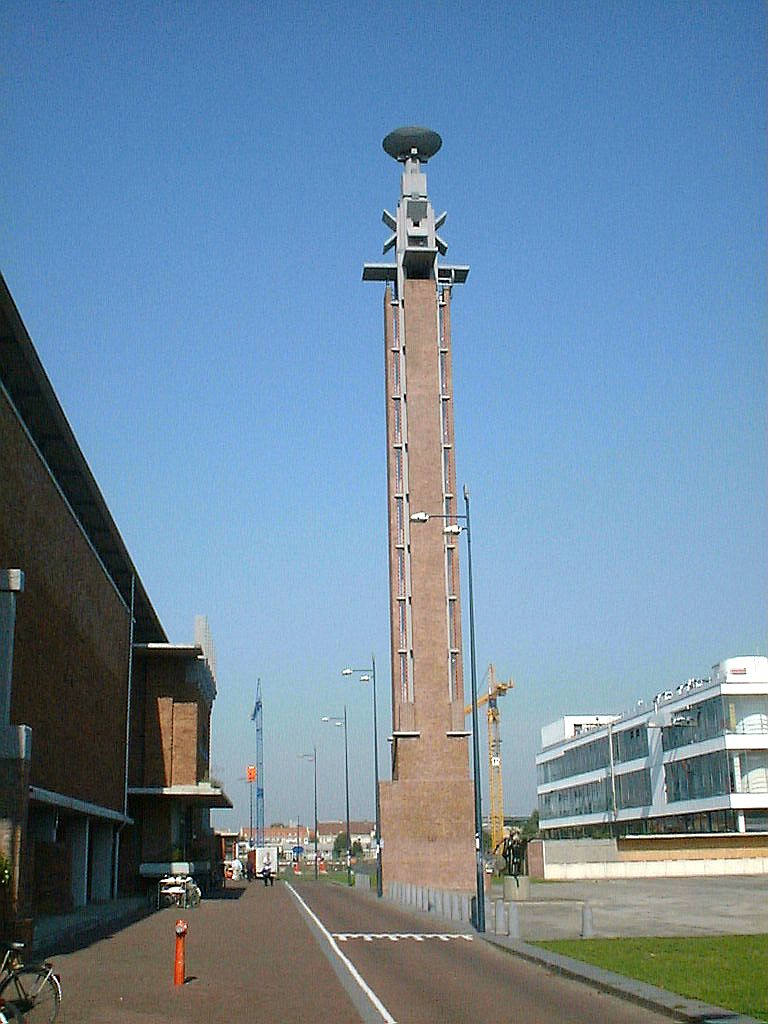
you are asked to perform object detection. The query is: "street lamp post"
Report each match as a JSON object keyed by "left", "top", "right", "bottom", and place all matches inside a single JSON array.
[
  {"left": 409, "top": 484, "right": 486, "bottom": 933},
  {"left": 299, "top": 749, "right": 318, "bottom": 879},
  {"left": 322, "top": 708, "right": 351, "bottom": 885},
  {"left": 342, "top": 655, "right": 382, "bottom": 897}
]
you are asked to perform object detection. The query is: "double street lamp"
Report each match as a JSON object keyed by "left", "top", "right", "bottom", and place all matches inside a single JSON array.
[
  {"left": 342, "top": 656, "right": 382, "bottom": 897},
  {"left": 410, "top": 484, "right": 485, "bottom": 933},
  {"left": 321, "top": 707, "right": 351, "bottom": 886},
  {"left": 298, "top": 749, "right": 318, "bottom": 879}
]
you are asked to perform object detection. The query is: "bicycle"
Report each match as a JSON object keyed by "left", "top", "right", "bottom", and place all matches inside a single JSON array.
[
  {"left": 157, "top": 875, "right": 201, "bottom": 910},
  {"left": 0, "top": 941, "right": 61, "bottom": 1023}
]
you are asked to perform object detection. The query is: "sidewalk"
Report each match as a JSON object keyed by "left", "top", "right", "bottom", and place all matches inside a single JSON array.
[
  {"left": 32, "top": 897, "right": 150, "bottom": 958},
  {"left": 42, "top": 881, "right": 364, "bottom": 1024},
  {"left": 485, "top": 874, "right": 768, "bottom": 938}
]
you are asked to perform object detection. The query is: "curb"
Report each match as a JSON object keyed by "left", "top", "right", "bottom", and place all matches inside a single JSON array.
[{"left": 483, "top": 934, "right": 763, "bottom": 1024}]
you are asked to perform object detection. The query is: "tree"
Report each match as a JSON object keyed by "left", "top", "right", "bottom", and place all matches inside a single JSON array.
[
  {"left": 333, "top": 832, "right": 347, "bottom": 858},
  {"left": 521, "top": 809, "right": 539, "bottom": 841}
]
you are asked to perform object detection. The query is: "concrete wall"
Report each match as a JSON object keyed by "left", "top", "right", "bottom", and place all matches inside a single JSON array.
[{"left": 529, "top": 835, "right": 768, "bottom": 879}]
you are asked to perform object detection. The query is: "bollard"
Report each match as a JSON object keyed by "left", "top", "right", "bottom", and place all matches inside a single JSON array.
[
  {"left": 581, "top": 901, "right": 594, "bottom": 938},
  {"left": 174, "top": 919, "right": 188, "bottom": 986},
  {"left": 507, "top": 901, "right": 520, "bottom": 939}
]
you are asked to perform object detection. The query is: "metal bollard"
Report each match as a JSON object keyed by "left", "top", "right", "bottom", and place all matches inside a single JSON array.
[{"left": 174, "top": 919, "right": 188, "bottom": 986}]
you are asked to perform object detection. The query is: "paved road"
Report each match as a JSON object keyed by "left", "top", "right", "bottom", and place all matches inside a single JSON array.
[
  {"left": 288, "top": 880, "right": 673, "bottom": 1024},
  {"left": 50, "top": 880, "right": 676, "bottom": 1023}
]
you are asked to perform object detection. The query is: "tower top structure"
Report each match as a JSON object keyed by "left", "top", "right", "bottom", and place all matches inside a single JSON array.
[
  {"left": 382, "top": 126, "right": 442, "bottom": 162},
  {"left": 363, "top": 126, "right": 468, "bottom": 286}
]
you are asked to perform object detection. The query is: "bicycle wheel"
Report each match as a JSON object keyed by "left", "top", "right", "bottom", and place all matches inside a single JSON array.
[{"left": 0, "top": 966, "right": 61, "bottom": 1023}]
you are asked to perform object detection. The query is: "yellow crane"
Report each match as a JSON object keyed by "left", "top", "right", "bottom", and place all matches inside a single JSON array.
[{"left": 464, "top": 664, "right": 514, "bottom": 852}]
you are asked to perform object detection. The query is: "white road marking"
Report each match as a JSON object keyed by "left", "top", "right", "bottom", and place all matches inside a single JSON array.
[
  {"left": 286, "top": 882, "right": 397, "bottom": 1024},
  {"left": 333, "top": 933, "right": 474, "bottom": 943}
]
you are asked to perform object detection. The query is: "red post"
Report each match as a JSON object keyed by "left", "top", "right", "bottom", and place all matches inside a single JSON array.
[{"left": 174, "top": 919, "right": 188, "bottom": 986}]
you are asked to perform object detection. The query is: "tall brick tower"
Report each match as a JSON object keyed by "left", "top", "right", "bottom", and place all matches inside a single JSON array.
[{"left": 363, "top": 128, "right": 475, "bottom": 891}]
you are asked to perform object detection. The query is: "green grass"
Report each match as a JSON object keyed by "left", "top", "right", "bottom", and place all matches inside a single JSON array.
[{"left": 534, "top": 935, "right": 768, "bottom": 1022}]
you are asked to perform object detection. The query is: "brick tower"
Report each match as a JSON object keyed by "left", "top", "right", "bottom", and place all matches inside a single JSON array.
[{"left": 363, "top": 128, "right": 475, "bottom": 890}]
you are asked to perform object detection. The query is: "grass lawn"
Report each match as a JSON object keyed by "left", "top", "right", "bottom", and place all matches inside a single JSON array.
[{"left": 534, "top": 935, "right": 767, "bottom": 1022}]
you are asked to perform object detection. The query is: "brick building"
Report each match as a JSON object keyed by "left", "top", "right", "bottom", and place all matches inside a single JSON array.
[
  {"left": 0, "top": 272, "right": 229, "bottom": 921},
  {"left": 120, "top": 624, "right": 231, "bottom": 894}
]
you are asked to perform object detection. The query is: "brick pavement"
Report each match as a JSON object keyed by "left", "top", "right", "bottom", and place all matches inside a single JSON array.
[{"left": 49, "top": 882, "right": 362, "bottom": 1024}]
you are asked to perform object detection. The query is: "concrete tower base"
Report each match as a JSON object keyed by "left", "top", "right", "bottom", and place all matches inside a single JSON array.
[{"left": 380, "top": 778, "right": 475, "bottom": 891}]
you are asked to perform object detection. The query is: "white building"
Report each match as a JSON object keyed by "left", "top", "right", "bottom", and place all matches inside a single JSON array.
[{"left": 537, "top": 656, "right": 768, "bottom": 837}]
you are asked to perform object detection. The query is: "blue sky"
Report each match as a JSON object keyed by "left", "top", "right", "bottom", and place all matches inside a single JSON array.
[{"left": 3, "top": 1, "right": 765, "bottom": 831}]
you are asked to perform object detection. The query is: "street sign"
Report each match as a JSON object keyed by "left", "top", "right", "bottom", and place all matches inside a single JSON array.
[
  {"left": 292, "top": 845, "right": 304, "bottom": 855},
  {"left": 246, "top": 765, "right": 256, "bottom": 782}
]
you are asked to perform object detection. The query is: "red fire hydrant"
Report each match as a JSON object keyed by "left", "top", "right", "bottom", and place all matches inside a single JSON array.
[{"left": 174, "top": 919, "right": 188, "bottom": 986}]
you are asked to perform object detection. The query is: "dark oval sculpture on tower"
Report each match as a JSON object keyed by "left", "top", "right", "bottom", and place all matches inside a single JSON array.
[{"left": 383, "top": 126, "right": 442, "bottom": 162}]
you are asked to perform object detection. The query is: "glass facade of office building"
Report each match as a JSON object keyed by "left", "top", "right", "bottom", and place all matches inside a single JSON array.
[{"left": 536, "top": 659, "right": 768, "bottom": 838}]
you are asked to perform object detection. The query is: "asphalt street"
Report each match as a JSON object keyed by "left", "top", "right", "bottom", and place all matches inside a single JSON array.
[{"left": 50, "top": 880, "right": 676, "bottom": 1024}]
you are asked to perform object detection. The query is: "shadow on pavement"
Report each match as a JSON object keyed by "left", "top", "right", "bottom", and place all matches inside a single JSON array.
[{"left": 203, "top": 886, "right": 246, "bottom": 901}]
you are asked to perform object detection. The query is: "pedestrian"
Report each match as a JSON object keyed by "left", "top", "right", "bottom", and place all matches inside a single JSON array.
[{"left": 262, "top": 854, "right": 274, "bottom": 886}]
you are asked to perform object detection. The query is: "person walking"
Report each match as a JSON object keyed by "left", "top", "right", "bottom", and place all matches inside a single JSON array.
[{"left": 261, "top": 854, "right": 274, "bottom": 886}]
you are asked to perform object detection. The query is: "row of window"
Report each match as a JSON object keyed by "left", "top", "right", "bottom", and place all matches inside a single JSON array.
[
  {"left": 539, "top": 696, "right": 768, "bottom": 785},
  {"left": 543, "top": 809, "right": 740, "bottom": 839},
  {"left": 540, "top": 748, "right": 768, "bottom": 820}
]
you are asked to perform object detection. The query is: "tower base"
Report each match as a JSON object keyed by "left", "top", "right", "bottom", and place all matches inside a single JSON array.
[{"left": 379, "top": 777, "right": 475, "bottom": 891}]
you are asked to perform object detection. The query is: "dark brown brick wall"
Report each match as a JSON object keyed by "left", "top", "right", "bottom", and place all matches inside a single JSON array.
[
  {"left": 133, "top": 650, "right": 210, "bottom": 789},
  {"left": 380, "top": 778, "right": 475, "bottom": 890},
  {"left": 0, "top": 391, "right": 130, "bottom": 812},
  {"left": 378, "top": 275, "right": 475, "bottom": 890}
]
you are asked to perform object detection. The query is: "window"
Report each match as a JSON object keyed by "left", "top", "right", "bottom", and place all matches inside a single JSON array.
[
  {"left": 615, "top": 768, "right": 651, "bottom": 809},
  {"left": 538, "top": 777, "right": 610, "bottom": 819},
  {"left": 725, "top": 696, "right": 768, "bottom": 735},
  {"left": 446, "top": 546, "right": 455, "bottom": 596},
  {"left": 665, "top": 750, "right": 730, "bottom": 802},
  {"left": 395, "top": 497, "right": 404, "bottom": 545},
  {"left": 449, "top": 652, "right": 459, "bottom": 701},
  {"left": 613, "top": 727, "right": 649, "bottom": 763},
  {"left": 448, "top": 602, "right": 458, "bottom": 649},
  {"left": 439, "top": 350, "right": 448, "bottom": 394},
  {"left": 537, "top": 735, "right": 611, "bottom": 784},
  {"left": 662, "top": 696, "right": 725, "bottom": 750},
  {"left": 398, "top": 600, "right": 407, "bottom": 649},
  {"left": 392, "top": 351, "right": 400, "bottom": 394}
]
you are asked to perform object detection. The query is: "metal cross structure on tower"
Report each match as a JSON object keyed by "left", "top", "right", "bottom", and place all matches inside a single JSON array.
[{"left": 250, "top": 678, "right": 264, "bottom": 847}]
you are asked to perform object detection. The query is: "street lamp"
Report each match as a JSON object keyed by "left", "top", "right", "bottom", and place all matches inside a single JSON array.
[
  {"left": 321, "top": 707, "right": 351, "bottom": 886},
  {"left": 409, "top": 483, "right": 485, "bottom": 933},
  {"left": 299, "top": 749, "right": 318, "bottom": 879},
  {"left": 342, "top": 655, "right": 382, "bottom": 897}
]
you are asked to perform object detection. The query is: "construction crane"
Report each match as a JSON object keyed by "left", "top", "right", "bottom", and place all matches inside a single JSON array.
[
  {"left": 464, "top": 664, "right": 514, "bottom": 852},
  {"left": 250, "top": 679, "right": 265, "bottom": 848}
]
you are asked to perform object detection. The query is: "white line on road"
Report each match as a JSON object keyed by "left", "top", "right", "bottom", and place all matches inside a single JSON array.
[
  {"left": 286, "top": 882, "right": 397, "bottom": 1024},
  {"left": 333, "top": 933, "right": 474, "bottom": 943}
]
